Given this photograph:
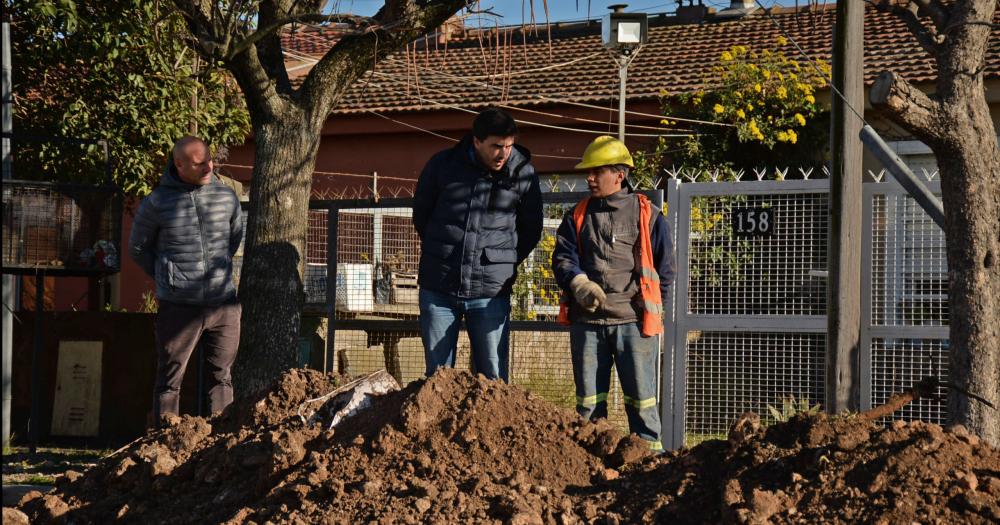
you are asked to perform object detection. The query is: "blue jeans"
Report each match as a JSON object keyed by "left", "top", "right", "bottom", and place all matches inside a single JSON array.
[
  {"left": 570, "top": 322, "right": 662, "bottom": 451},
  {"left": 419, "top": 288, "right": 511, "bottom": 382}
]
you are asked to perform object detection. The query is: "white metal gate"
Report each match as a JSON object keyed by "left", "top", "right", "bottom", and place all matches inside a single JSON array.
[
  {"left": 861, "top": 177, "right": 949, "bottom": 423},
  {"left": 665, "top": 176, "right": 831, "bottom": 448}
]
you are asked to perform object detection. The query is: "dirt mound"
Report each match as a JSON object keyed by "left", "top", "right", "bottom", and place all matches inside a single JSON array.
[
  {"left": 15, "top": 368, "right": 633, "bottom": 524},
  {"left": 589, "top": 413, "right": 1000, "bottom": 524},
  {"left": 12, "top": 367, "right": 999, "bottom": 524}
]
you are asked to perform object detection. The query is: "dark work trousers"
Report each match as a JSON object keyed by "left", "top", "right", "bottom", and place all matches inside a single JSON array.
[{"left": 153, "top": 299, "right": 241, "bottom": 422}]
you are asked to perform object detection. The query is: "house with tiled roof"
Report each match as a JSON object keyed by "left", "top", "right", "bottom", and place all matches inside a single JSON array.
[{"left": 219, "top": 2, "right": 1000, "bottom": 198}]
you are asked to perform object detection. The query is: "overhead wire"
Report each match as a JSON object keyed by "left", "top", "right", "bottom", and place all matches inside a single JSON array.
[
  {"left": 369, "top": 69, "right": 697, "bottom": 133},
  {"left": 217, "top": 162, "right": 418, "bottom": 182},
  {"left": 361, "top": 77, "right": 698, "bottom": 138},
  {"left": 362, "top": 109, "right": 587, "bottom": 161},
  {"left": 379, "top": 56, "right": 735, "bottom": 128}
]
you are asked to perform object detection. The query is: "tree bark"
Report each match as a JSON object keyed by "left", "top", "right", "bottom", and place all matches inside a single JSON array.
[
  {"left": 870, "top": 0, "right": 1000, "bottom": 445},
  {"left": 233, "top": 112, "right": 322, "bottom": 396},
  {"left": 937, "top": 89, "right": 1000, "bottom": 447}
]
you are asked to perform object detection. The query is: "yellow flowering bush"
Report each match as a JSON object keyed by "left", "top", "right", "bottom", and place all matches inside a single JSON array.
[
  {"left": 660, "top": 38, "right": 830, "bottom": 170},
  {"left": 511, "top": 232, "right": 561, "bottom": 321},
  {"left": 691, "top": 205, "right": 725, "bottom": 234}
]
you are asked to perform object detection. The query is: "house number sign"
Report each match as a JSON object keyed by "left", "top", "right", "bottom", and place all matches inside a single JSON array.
[{"left": 732, "top": 207, "right": 775, "bottom": 237}]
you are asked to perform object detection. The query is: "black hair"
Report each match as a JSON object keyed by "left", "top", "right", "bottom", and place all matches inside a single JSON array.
[{"left": 472, "top": 107, "right": 517, "bottom": 140}]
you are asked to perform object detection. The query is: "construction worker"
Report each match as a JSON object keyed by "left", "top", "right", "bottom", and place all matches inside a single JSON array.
[{"left": 551, "top": 136, "right": 675, "bottom": 452}]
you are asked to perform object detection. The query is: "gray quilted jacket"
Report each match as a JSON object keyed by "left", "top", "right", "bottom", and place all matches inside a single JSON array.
[{"left": 129, "top": 163, "right": 244, "bottom": 305}]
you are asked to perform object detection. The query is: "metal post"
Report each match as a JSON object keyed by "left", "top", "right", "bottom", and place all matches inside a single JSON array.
[
  {"left": 1, "top": 277, "right": 12, "bottom": 449},
  {"left": 662, "top": 179, "right": 681, "bottom": 449},
  {"left": 30, "top": 272, "right": 44, "bottom": 454},
  {"left": 2, "top": 21, "right": 14, "bottom": 449},
  {"left": 618, "top": 58, "right": 627, "bottom": 142},
  {"left": 826, "top": 0, "right": 864, "bottom": 413},
  {"left": 325, "top": 206, "right": 339, "bottom": 373}
]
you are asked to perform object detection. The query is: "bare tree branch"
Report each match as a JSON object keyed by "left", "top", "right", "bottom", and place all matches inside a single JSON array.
[
  {"left": 298, "top": 0, "right": 469, "bottom": 124},
  {"left": 172, "top": 0, "right": 229, "bottom": 59},
  {"left": 870, "top": 70, "right": 944, "bottom": 144},
  {"left": 227, "top": 42, "right": 288, "bottom": 121},
  {"left": 253, "top": 2, "right": 297, "bottom": 93},
  {"left": 227, "top": 13, "right": 377, "bottom": 59},
  {"left": 173, "top": 0, "right": 286, "bottom": 120},
  {"left": 868, "top": 0, "right": 942, "bottom": 54},
  {"left": 911, "top": 0, "right": 950, "bottom": 33}
]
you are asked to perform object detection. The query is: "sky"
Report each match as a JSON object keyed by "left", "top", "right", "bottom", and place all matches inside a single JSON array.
[{"left": 341, "top": 0, "right": 816, "bottom": 26}]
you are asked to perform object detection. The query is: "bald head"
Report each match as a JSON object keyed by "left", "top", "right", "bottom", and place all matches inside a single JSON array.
[{"left": 172, "top": 136, "right": 214, "bottom": 186}]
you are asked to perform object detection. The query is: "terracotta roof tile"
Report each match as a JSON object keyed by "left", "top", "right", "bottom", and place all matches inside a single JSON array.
[
  {"left": 281, "top": 26, "right": 343, "bottom": 56},
  {"left": 283, "top": 6, "right": 1000, "bottom": 114}
]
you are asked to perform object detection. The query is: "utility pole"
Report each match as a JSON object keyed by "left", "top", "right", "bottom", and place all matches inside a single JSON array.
[{"left": 826, "top": 0, "right": 864, "bottom": 413}]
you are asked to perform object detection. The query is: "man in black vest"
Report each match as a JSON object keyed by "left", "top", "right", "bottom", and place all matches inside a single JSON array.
[
  {"left": 412, "top": 108, "right": 543, "bottom": 382},
  {"left": 129, "top": 136, "right": 244, "bottom": 424}
]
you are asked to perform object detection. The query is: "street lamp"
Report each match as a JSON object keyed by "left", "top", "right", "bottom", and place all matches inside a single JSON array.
[{"left": 602, "top": 4, "right": 648, "bottom": 142}]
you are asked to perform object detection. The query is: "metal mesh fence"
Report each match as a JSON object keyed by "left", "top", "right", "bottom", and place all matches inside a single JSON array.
[
  {"left": 869, "top": 193, "right": 949, "bottom": 326},
  {"left": 683, "top": 331, "right": 826, "bottom": 446},
  {"left": 864, "top": 180, "right": 950, "bottom": 426},
  {"left": 305, "top": 210, "right": 329, "bottom": 303},
  {"left": 685, "top": 192, "right": 828, "bottom": 316},
  {"left": 332, "top": 207, "right": 421, "bottom": 319},
  {"left": 2, "top": 181, "right": 122, "bottom": 275},
  {"left": 870, "top": 338, "right": 949, "bottom": 424}
]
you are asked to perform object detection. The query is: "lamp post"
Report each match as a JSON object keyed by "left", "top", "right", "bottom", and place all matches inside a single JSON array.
[{"left": 602, "top": 4, "right": 648, "bottom": 142}]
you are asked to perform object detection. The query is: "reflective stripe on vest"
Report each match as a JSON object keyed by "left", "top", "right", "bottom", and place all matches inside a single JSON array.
[{"left": 557, "top": 194, "right": 664, "bottom": 337}]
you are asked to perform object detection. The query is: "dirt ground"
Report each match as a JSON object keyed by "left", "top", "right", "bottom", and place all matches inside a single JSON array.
[{"left": 8, "top": 368, "right": 1000, "bottom": 524}]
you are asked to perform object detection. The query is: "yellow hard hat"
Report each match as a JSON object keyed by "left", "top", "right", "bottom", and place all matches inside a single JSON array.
[{"left": 575, "top": 135, "right": 634, "bottom": 170}]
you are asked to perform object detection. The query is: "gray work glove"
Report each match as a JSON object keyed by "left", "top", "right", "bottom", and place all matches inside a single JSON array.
[{"left": 569, "top": 273, "right": 606, "bottom": 313}]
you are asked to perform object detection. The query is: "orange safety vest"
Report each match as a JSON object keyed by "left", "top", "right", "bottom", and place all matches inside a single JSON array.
[{"left": 557, "top": 194, "right": 663, "bottom": 337}]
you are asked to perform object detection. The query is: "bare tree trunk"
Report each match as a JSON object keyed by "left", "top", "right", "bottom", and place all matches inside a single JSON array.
[
  {"left": 937, "top": 100, "right": 1000, "bottom": 447},
  {"left": 234, "top": 113, "right": 321, "bottom": 396},
  {"left": 870, "top": 0, "right": 999, "bottom": 445}
]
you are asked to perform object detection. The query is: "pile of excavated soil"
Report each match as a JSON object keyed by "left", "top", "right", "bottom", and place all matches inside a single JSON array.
[
  {"left": 588, "top": 413, "right": 1000, "bottom": 524},
  {"left": 11, "top": 368, "right": 1000, "bottom": 524},
  {"left": 14, "top": 368, "right": 641, "bottom": 524}
]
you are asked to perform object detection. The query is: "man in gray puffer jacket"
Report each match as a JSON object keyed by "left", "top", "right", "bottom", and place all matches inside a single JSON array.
[{"left": 129, "top": 136, "right": 244, "bottom": 424}]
